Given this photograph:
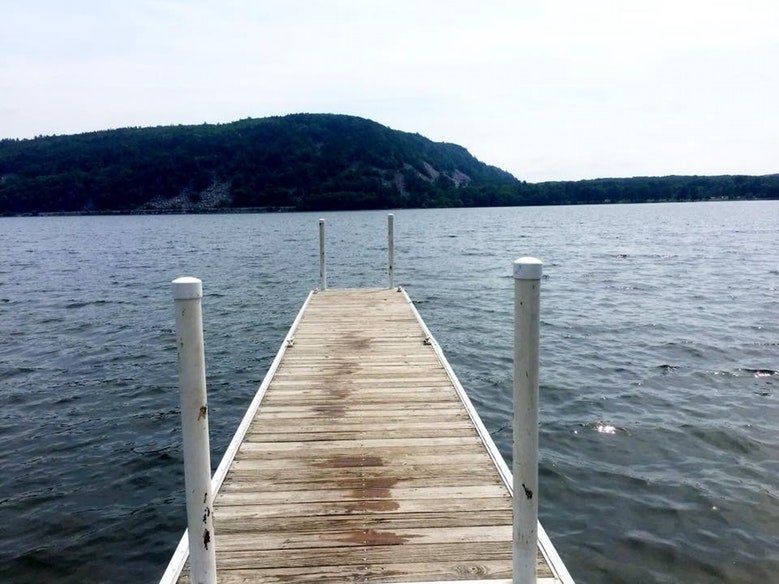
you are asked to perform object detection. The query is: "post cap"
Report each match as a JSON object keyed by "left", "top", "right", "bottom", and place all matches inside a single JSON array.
[
  {"left": 513, "top": 257, "right": 543, "bottom": 280},
  {"left": 172, "top": 277, "right": 203, "bottom": 299},
  {"left": 318, "top": 218, "right": 325, "bottom": 224}
]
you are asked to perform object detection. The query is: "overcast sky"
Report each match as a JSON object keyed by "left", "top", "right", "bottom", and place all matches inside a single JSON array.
[{"left": 1, "top": 0, "right": 777, "bottom": 181}]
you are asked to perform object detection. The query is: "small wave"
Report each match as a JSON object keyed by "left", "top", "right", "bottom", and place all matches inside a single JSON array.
[
  {"left": 0, "top": 366, "right": 37, "bottom": 381},
  {"left": 574, "top": 421, "right": 630, "bottom": 436},
  {"left": 687, "top": 426, "right": 760, "bottom": 456},
  {"left": 490, "top": 423, "right": 511, "bottom": 436},
  {"left": 712, "top": 368, "right": 778, "bottom": 379},
  {"left": 65, "top": 300, "right": 109, "bottom": 309},
  {"left": 657, "top": 364, "right": 680, "bottom": 374},
  {"left": 131, "top": 445, "right": 175, "bottom": 460},
  {"left": 664, "top": 341, "right": 711, "bottom": 359},
  {"left": 52, "top": 394, "right": 82, "bottom": 405}
]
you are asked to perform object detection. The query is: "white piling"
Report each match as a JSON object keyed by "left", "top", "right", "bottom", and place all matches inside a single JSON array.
[
  {"left": 512, "top": 257, "right": 542, "bottom": 584},
  {"left": 319, "top": 219, "right": 326, "bottom": 290},
  {"left": 388, "top": 213, "right": 395, "bottom": 289},
  {"left": 172, "top": 277, "right": 216, "bottom": 584}
]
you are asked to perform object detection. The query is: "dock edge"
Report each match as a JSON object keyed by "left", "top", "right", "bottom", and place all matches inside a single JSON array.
[
  {"left": 159, "top": 290, "right": 315, "bottom": 584},
  {"left": 400, "top": 287, "right": 575, "bottom": 584}
]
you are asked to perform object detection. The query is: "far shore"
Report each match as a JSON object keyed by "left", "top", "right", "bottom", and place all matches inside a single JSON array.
[{"left": 2, "top": 196, "right": 774, "bottom": 218}]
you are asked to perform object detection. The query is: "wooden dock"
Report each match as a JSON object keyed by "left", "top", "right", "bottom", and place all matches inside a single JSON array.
[{"left": 162, "top": 287, "right": 572, "bottom": 584}]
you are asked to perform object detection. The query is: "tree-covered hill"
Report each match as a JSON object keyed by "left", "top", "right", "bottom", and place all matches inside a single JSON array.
[
  {"left": 0, "top": 113, "right": 776, "bottom": 214},
  {"left": 0, "top": 114, "right": 518, "bottom": 214}
]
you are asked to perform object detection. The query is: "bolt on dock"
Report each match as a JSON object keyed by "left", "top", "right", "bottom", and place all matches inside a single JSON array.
[{"left": 161, "top": 217, "right": 573, "bottom": 584}]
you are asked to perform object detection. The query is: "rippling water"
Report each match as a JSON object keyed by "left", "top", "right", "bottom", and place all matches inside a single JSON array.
[{"left": 1, "top": 201, "right": 777, "bottom": 583}]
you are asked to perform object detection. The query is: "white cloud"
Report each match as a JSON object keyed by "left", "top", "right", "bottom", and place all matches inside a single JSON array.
[{"left": 1, "top": 0, "right": 777, "bottom": 180}]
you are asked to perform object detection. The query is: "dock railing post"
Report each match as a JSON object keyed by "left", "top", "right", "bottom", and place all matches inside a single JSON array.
[
  {"left": 172, "top": 277, "right": 216, "bottom": 584},
  {"left": 388, "top": 213, "right": 394, "bottom": 289},
  {"left": 512, "top": 257, "right": 542, "bottom": 584},
  {"left": 319, "top": 218, "right": 326, "bottom": 290}
]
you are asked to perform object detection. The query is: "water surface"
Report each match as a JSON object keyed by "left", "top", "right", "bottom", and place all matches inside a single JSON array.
[{"left": 1, "top": 201, "right": 777, "bottom": 582}]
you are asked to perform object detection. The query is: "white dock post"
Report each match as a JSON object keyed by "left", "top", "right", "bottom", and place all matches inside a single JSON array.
[
  {"left": 319, "top": 218, "right": 326, "bottom": 290},
  {"left": 388, "top": 213, "right": 394, "bottom": 289},
  {"left": 172, "top": 277, "right": 216, "bottom": 584},
  {"left": 512, "top": 257, "right": 542, "bottom": 584}
]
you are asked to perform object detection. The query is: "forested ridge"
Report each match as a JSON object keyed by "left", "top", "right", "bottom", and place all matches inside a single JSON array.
[{"left": 0, "top": 113, "right": 776, "bottom": 215}]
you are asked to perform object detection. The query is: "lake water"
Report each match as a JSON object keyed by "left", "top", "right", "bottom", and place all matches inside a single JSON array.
[{"left": 0, "top": 201, "right": 777, "bottom": 583}]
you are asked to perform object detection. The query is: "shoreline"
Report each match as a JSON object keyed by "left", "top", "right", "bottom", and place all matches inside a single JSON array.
[{"left": 2, "top": 196, "right": 772, "bottom": 218}]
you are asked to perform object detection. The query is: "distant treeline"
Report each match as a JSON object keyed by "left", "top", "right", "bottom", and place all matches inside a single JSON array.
[
  {"left": 529, "top": 174, "right": 779, "bottom": 205},
  {"left": 0, "top": 113, "right": 776, "bottom": 215}
]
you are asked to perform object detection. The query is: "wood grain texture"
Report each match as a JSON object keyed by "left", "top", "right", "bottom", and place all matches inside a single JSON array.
[{"left": 177, "top": 288, "right": 555, "bottom": 583}]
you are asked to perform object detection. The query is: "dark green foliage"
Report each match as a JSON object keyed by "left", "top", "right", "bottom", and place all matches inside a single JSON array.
[
  {"left": 0, "top": 113, "right": 776, "bottom": 215},
  {"left": 0, "top": 114, "right": 515, "bottom": 214},
  {"left": 532, "top": 175, "right": 779, "bottom": 205}
]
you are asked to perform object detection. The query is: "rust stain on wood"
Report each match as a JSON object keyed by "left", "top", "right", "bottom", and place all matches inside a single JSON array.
[
  {"left": 336, "top": 528, "right": 417, "bottom": 546},
  {"left": 357, "top": 477, "right": 398, "bottom": 490},
  {"left": 327, "top": 386, "right": 352, "bottom": 400},
  {"left": 344, "top": 498, "right": 401, "bottom": 513},
  {"left": 346, "top": 332, "right": 371, "bottom": 352},
  {"left": 312, "top": 404, "right": 346, "bottom": 417}
]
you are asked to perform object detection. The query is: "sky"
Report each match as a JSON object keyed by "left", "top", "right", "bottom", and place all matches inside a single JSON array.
[{"left": 1, "top": 0, "right": 777, "bottom": 182}]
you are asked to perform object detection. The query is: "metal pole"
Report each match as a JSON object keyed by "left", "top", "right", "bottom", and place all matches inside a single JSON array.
[
  {"left": 388, "top": 213, "right": 394, "bottom": 289},
  {"left": 319, "top": 219, "right": 326, "bottom": 290},
  {"left": 512, "top": 257, "right": 542, "bottom": 584},
  {"left": 172, "top": 277, "right": 216, "bottom": 584}
]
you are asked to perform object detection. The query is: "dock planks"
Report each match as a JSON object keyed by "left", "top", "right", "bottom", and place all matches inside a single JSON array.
[{"left": 174, "top": 288, "right": 559, "bottom": 583}]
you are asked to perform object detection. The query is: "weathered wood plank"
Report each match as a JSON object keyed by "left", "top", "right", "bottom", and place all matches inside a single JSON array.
[
  {"left": 215, "top": 484, "right": 510, "bottom": 506},
  {"left": 254, "top": 409, "right": 469, "bottom": 421},
  {"left": 237, "top": 445, "right": 487, "bottom": 462},
  {"left": 248, "top": 419, "right": 474, "bottom": 433},
  {"left": 181, "top": 543, "right": 552, "bottom": 574},
  {"left": 238, "top": 435, "right": 483, "bottom": 451},
  {"left": 257, "top": 401, "right": 463, "bottom": 413},
  {"left": 230, "top": 451, "right": 494, "bottom": 470},
  {"left": 215, "top": 524, "right": 514, "bottom": 552},
  {"left": 172, "top": 288, "right": 555, "bottom": 583},
  {"left": 219, "top": 473, "right": 504, "bottom": 493},
  {"left": 243, "top": 427, "right": 477, "bottom": 441},
  {"left": 180, "top": 560, "right": 513, "bottom": 584},
  {"left": 214, "top": 541, "right": 516, "bottom": 569},
  {"left": 222, "top": 461, "right": 499, "bottom": 483},
  {"left": 214, "top": 509, "right": 512, "bottom": 534},
  {"left": 214, "top": 496, "right": 513, "bottom": 520}
]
